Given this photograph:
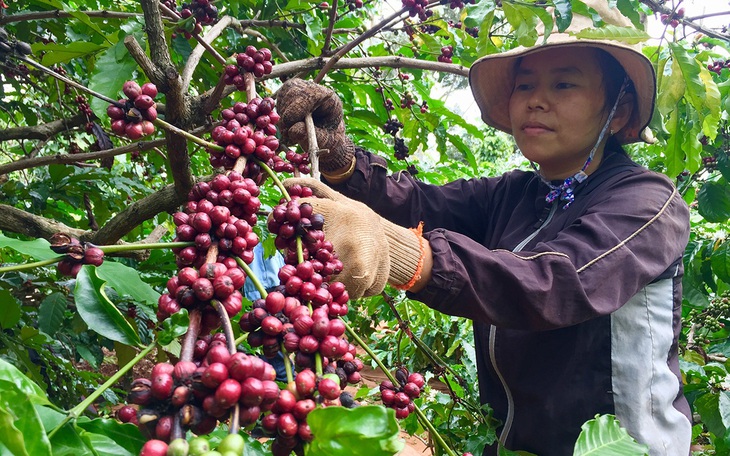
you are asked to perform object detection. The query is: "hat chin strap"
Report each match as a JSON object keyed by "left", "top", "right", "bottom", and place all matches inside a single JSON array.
[{"left": 531, "top": 76, "right": 630, "bottom": 209}]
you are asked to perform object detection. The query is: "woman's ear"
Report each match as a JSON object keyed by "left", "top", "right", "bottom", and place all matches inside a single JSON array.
[{"left": 609, "top": 92, "right": 635, "bottom": 135}]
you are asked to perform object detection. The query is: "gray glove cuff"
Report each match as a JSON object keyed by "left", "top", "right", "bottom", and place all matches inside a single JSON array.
[{"left": 319, "top": 136, "right": 355, "bottom": 173}]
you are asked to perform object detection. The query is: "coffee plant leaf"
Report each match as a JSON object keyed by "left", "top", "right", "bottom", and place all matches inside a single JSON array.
[
  {"left": 88, "top": 28, "right": 142, "bottom": 118},
  {"left": 698, "top": 180, "right": 730, "bottom": 223},
  {"left": 46, "top": 421, "right": 95, "bottom": 456},
  {"left": 572, "top": 414, "right": 648, "bottom": 455},
  {"left": 77, "top": 428, "right": 136, "bottom": 456},
  {"left": 0, "top": 380, "right": 52, "bottom": 456},
  {"left": 0, "top": 358, "right": 48, "bottom": 405},
  {"left": 711, "top": 240, "right": 730, "bottom": 284},
  {"left": 0, "top": 289, "right": 21, "bottom": 330},
  {"left": 74, "top": 265, "right": 141, "bottom": 347},
  {"left": 695, "top": 391, "right": 730, "bottom": 439},
  {"left": 0, "top": 232, "right": 59, "bottom": 261},
  {"left": 77, "top": 417, "right": 145, "bottom": 455},
  {"left": 38, "top": 292, "right": 68, "bottom": 335},
  {"left": 553, "top": 0, "right": 573, "bottom": 32},
  {"left": 502, "top": 3, "right": 539, "bottom": 48},
  {"left": 97, "top": 260, "right": 160, "bottom": 306},
  {"left": 571, "top": 25, "right": 650, "bottom": 45},
  {"left": 158, "top": 309, "right": 189, "bottom": 346},
  {"left": 37, "top": 41, "right": 107, "bottom": 66},
  {"left": 305, "top": 405, "right": 404, "bottom": 456}
]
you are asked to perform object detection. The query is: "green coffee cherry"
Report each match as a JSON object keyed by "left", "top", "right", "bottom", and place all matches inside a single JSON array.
[
  {"left": 167, "top": 438, "right": 189, "bottom": 456},
  {"left": 217, "top": 434, "right": 245, "bottom": 455},
  {"left": 188, "top": 437, "right": 210, "bottom": 456}
]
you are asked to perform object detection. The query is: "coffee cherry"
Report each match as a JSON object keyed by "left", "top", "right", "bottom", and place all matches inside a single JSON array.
[{"left": 140, "top": 439, "right": 168, "bottom": 456}]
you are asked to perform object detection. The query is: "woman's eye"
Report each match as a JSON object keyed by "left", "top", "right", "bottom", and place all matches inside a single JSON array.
[
  {"left": 514, "top": 83, "right": 531, "bottom": 91},
  {"left": 556, "top": 82, "right": 575, "bottom": 89}
]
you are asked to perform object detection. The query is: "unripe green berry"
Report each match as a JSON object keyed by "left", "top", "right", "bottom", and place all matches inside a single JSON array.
[{"left": 167, "top": 438, "right": 189, "bottom": 456}]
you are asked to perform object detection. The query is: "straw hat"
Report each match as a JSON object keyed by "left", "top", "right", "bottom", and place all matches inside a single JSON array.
[{"left": 469, "top": 6, "right": 655, "bottom": 144}]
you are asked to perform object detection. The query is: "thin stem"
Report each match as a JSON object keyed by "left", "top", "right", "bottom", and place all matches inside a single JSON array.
[
  {"left": 180, "top": 308, "right": 202, "bottom": 361},
  {"left": 281, "top": 342, "right": 294, "bottom": 383},
  {"left": 255, "top": 159, "right": 290, "bottom": 201},
  {"left": 97, "top": 241, "right": 194, "bottom": 254},
  {"left": 343, "top": 320, "right": 456, "bottom": 456},
  {"left": 49, "top": 342, "right": 155, "bottom": 439},
  {"left": 315, "top": 351, "right": 323, "bottom": 377},
  {"left": 212, "top": 298, "right": 241, "bottom": 434},
  {"left": 14, "top": 55, "right": 119, "bottom": 105},
  {"left": 0, "top": 257, "right": 62, "bottom": 273},
  {"left": 152, "top": 118, "right": 224, "bottom": 152},
  {"left": 296, "top": 237, "right": 304, "bottom": 265},
  {"left": 235, "top": 257, "right": 267, "bottom": 298}
]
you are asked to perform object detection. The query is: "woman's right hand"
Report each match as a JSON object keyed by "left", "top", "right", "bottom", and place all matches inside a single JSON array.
[{"left": 276, "top": 79, "right": 354, "bottom": 174}]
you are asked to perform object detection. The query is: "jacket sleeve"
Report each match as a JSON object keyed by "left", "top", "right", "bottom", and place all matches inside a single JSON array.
[
  {"left": 411, "top": 171, "right": 689, "bottom": 330},
  {"left": 331, "top": 150, "right": 690, "bottom": 331}
]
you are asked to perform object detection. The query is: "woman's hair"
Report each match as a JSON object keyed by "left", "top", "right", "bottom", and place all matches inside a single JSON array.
[{"left": 594, "top": 48, "right": 634, "bottom": 153}]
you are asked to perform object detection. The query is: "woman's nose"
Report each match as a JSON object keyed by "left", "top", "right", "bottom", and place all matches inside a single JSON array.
[{"left": 527, "top": 88, "right": 548, "bottom": 111}]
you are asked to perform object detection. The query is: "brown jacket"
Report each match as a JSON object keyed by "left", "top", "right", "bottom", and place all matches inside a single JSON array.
[{"left": 331, "top": 148, "right": 692, "bottom": 455}]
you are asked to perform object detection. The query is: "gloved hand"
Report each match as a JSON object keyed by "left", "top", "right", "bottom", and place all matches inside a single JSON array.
[
  {"left": 283, "top": 177, "right": 426, "bottom": 299},
  {"left": 276, "top": 79, "right": 355, "bottom": 175}
]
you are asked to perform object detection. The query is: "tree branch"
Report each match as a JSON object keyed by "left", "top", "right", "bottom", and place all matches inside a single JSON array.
[
  {"left": 314, "top": 7, "right": 409, "bottom": 82},
  {"left": 91, "top": 182, "right": 183, "bottom": 245},
  {"left": 182, "top": 16, "right": 234, "bottom": 91},
  {"left": 321, "top": 0, "right": 339, "bottom": 56},
  {"left": 0, "top": 10, "right": 141, "bottom": 25},
  {"left": 639, "top": 0, "right": 730, "bottom": 41},
  {"left": 0, "top": 112, "right": 87, "bottom": 142}
]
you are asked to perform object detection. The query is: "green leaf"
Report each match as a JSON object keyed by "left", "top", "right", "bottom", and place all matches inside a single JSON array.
[
  {"left": 158, "top": 308, "right": 189, "bottom": 346},
  {"left": 38, "top": 292, "right": 68, "bottom": 335},
  {"left": 553, "top": 0, "right": 573, "bottom": 32},
  {"left": 663, "top": 109, "right": 684, "bottom": 178},
  {"left": 305, "top": 405, "right": 404, "bottom": 456},
  {"left": 572, "top": 414, "right": 648, "bottom": 455},
  {"left": 657, "top": 59, "right": 686, "bottom": 117},
  {"left": 46, "top": 421, "right": 95, "bottom": 456},
  {"left": 502, "top": 3, "right": 539, "bottom": 47},
  {"left": 696, "top": 391, "right": 730, "bottom": 439},
  {"left": 0, "top": 233, "right": 58, "bottom": 260},
  {"left": 698, "top": 180, "right": 730, "bottom": 223},
  {"left": 37, "top": 42, "right": 107, "bottom": 66},
  {"left": 698, "top": 65, "right": 721, "bottom": 141},
  {"left": 0, "top": 358, "right": 48, "bottom": 404},
  {"left": 88, "top": 33, "right": 140, "bottom": 118},
  {"left": 0, "top": 289, "right": 21, "bottom": 330},
  {"left": 669, "top": 44, "right": 705, "bottom": 116},
  {"left": 74, "top": 265, "right": 141, "bottom": 346},
  {"left": 76, "top": 416, "right": 145, "bottom": 456},
  {"left": 97, "top": 260, "right": 160, "bottom": 305},
  {"left": 571, "top": 25, "right": 650, "bottom": 44},
  {"left": 0, "top": 380, "right": 52, "bottom": 456}
]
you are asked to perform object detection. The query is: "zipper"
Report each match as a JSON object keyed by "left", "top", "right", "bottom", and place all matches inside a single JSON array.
[{"left": 490, "top": 201, "right": 557, "bottom": 443}]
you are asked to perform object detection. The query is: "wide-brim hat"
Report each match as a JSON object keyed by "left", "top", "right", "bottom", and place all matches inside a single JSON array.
[{"left": 469, "top": 13, "right": 655, "bottom": 144}]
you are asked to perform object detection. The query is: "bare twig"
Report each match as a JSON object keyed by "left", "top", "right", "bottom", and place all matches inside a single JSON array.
[
  {"left": 322, "top": 0, "right": 340, "bottom": 56},
  {"left": 0, "top": 10, "right": 140, "bottom": 25},
  {"left": 639, "top": 0, "right": 730, "bottom": 41},
  {"left": 182, "top": 16, "right": 234, "bottom": 91},
  {"left": 314, "top": 7, "right": 409, "bottom": 83},
  {"left": 0, "top": 112, "right": 88, "bottom": 142}
]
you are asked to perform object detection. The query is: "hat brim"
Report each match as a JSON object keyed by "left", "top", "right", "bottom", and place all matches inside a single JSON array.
[{"left": 469, "top": 40, "right": 656, "bottom": 144}]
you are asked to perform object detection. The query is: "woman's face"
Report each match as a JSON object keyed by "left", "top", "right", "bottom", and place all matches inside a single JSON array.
[{"left": 508, "top": 48, "right": 610, "bottom": 180}]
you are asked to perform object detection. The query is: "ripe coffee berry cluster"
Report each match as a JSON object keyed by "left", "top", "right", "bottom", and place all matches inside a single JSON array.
[
  {"left": 401, "top": 0, "right": 432, "bottom": 22},
  {"left": 346, "top": 0, "right": 364, "bottom": 10},
  {"left": 209, "top": 97, "right": 280, "bottom": 169},
  {"left": 49, "top": 233, "right": 105, "bottom": 277},
  {"left": 157, "top": 261, "right": 245, "bottom": 326},
  {"left": 173, "top": 172, "right": 261, "bottom": 267},
  {"left": 383, "top": 118, "right": 403, "bottom": 136},
  {"left": 394, "top": 137, "right": 409, "bottom": 160},
  {"left": 379, "top": 367, "right": 425, "bottom": 419},
  {"left": 438, "top": 45, "right": 453, "bottom": 63},
  {"left": 449, "top": 21, "right": 479, "bottom": 37},
  {"left": 660, "top": 8, "right": 684, "bottom": 28},
  {"left": 127, "top": 348, "right": 278, "bottom": 442},
  {"left": 275, "top": 148, "right": 311, "bottom": 175},
  {"left": 76, "top": 95, "right": 93, "bottom": 118},
  {"left": 107, "top": 81, "right": 158, "bottom": 140},
  {"left": 442, "top": 0, "right": 475, "bottom": 9},
  {"left": 708, "top": 59, "right": 730, "bottom": 76},
  {"left": 224, "top": 46, "right": 274, "bottom": 86}
]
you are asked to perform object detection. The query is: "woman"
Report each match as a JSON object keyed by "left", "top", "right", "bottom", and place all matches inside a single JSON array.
[{"left": 276, "top": 13, "right": 692, "bottom": 455}]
